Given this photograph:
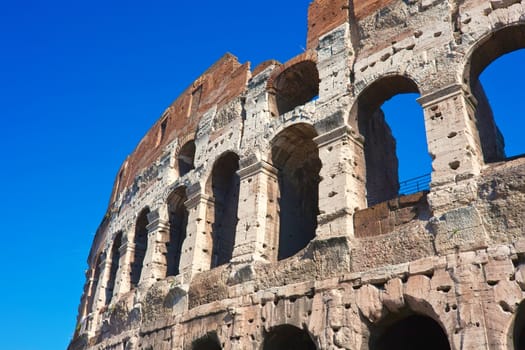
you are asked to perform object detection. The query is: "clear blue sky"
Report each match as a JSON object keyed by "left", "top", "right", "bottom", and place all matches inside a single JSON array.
[{"left": 0, "top": 1, "right": 523, "bottom": 349}]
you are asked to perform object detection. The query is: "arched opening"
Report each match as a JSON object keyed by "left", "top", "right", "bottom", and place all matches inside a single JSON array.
[
  {"left": 131, "top": 208, "right": 149, "bottom": 288},
  {"left": 192, "top": 333, "right": 221, "bottom": 350},
  {"left": 271, "top": 61, "right": 319, "bottom": 115},
  {"left": 466, "top": 25, "right": 525, "bottom": 162},
  {"left": 167, "top": 187, "right": 188, "bottom": 276},
  {"left": 263, "top": 324, "right": 316, "bottom": 350},
  {"left": 178, "top": 140, "right": 196, "bottom": 176},
  {"left": 105, "top": 231, "right": 122, "bottom": 305},
  {"left": 512, "top": 299, "right": 525, "bottom": 350},
  {"left": 207, "top": 152, "right": 240, "bottom": 268},
  {"left": 271, "top": 124, "right": 321, "bottom": 260},
  {"left": 352, "top": 75, "right": 430, "bottom": 206},
  {"left": 369, "top": 313, "right": 450, "bottom": 350}
]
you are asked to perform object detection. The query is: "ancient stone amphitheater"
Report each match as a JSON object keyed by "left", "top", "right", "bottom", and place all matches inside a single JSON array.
[{"left": 69, "top": 0, "right": 525, "bottom": 349}]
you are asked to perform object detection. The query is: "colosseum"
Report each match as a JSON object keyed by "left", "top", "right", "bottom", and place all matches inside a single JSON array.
[{"left": 69, "top": 0, "right": 525, "bottom": 349}]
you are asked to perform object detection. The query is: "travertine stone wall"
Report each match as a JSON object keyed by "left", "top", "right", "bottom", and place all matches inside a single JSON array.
[{"left": 70, "top": 0, "right": 525, "bottom": 349}]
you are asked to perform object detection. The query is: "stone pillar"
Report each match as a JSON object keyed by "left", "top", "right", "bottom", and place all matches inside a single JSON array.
[
  {"left": 89, "top": 254, "right": 111, "bottom": 332},
  {"left": 80, "top": 268, "right": 98, "bottom": 336},
  {"left": 178, "top": 190, "right": 214, "bottom": 282},
  {"left": 418, "top": 84, "right": 484, "bottom": 186},
  {"left": 113, "top": 233, "right": 134, "bottom": 297},
  {"left": 91, "top": 255, "right": 111, "bottom": 310},
  {"left": 314, "top": 125, "right": 366, "bottom": 238},
  {"left": 139, "top": 206, "right": 170, "bottom": 287},
  {"left": 231, "top": 160, "right": 279, "bottom": 264}
]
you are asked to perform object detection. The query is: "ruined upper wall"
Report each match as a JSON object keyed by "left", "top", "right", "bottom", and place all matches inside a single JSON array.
[
  {"left": 108, "top": 54, "right": 250, "bottom": 206},
  {"left": 71, "top": 0, "right": 525, "bottom": 347}
]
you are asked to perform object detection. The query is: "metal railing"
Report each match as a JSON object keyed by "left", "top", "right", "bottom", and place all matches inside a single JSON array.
[{"left": 398, "top": 173, "right": 431, "bottom": 195}]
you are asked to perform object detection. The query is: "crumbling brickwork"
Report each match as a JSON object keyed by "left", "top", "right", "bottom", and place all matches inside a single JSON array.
[{"left": 70, "top": 0, "right": 525, "bottom": 349}]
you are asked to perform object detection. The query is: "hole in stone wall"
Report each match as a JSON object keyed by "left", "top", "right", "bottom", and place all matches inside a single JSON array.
[
  {"left": 208, "top": 152, "right": 240, "bottom": 268},
  {"left": 178, "top": 140, "right": 196, "bottom": 176},
  {"left": 272, "top": 61, "right": 319, "bottom": 115},
  {"left": 167, "top": 187, "right": 188, "bottom": 277},
  {"left": 271, "top": 123, "right": 321, "bottom": 260},
  {"left": 263, "top": 325, "right": 316, "bottom": 350},
  {"left": 131, "top": 208, "right": 150, "bottom": 288},
  {"left": 156, "top": 117, "right": 168, "bottom": 147},
  {"left": 369, "top": 313, "right": 451, "bottom": 350}
]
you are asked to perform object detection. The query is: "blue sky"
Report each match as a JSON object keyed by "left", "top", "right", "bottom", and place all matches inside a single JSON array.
[{"left": 0, "top": 1, "right": 523, "bottom": 349}]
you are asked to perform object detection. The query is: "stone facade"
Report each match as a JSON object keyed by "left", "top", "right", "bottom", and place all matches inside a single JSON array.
[{"left": 69, "top": 0, "right": 525, "bottom": 349}]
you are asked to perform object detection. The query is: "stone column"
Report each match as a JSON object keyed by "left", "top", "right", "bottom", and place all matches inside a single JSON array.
[
  {"left": 178, "top": 190, "right": 214, "bottom": 282},
  {"left": 80, "top": 267, "right": 98, "bottom": 336},
  {"left": 91, "top": 255, "right": 111, "bottom": 310},
  {"left": 89, "top": 254, "right": 111, "bottom": 332},
  {"left": 418, "top": 84, "right": 484, "bottom": 186},
  {"left": 314, "top": 125, "right": 366, "bottom": 238},
  {"left": 139, "top": 206, "right": 170, "bottom": 287},
  {"left": 113, "top": 232, "right": 134, "bottom": 298},
  {"left": 231, "top": 160, "right": 280, "bottom": 264}
]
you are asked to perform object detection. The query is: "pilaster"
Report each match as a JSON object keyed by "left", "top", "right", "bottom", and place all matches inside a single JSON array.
[
  {"left": 89, "top": 255, "right": 110, "bottom": 332},
  {"left": 113, "top": 237, "right": 134, "bottom": 297},
  {"left": 178, "top": 190, "right": 214, "bottom": 282},
  {"left": 314, "top": 125, "right": 366, "bottom": 238},
  {"left": 139, "top": 206, "right": 170, "bottom": 287},
  {"left": 418, "top": 84, "right": 484, "bottom": 186},
  {"left": 231, "top": 160, "right": 279, "bottom": 263}
]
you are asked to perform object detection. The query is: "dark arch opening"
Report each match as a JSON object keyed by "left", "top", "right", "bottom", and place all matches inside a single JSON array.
[
  {"left": 263, "top": 325, "right": 316, "bottom": 350},
  {"left": 192, "top": 333, "right": 221, "bottom": 350},
  {"left": 271, "top": 124, "right": 321, "bottom": 260},
  {"left": 512, "top": 299, "right": 525, "bottom": 350},
  {"left": 272, "top": 61, "right": 319, "bottom": 115},
  {"left": 469, "top": 32, "right": 525, "bottom": 162},
  {"left": 178, "top": 140, "right": 196, "bottom": 176},
  {"left": 105, "top": 231, "right": 122, "bottom": 305},
  {"left": 208, "top": 152, "right": 240, "bottom": 268},
  {"left": 369, "top": 314, "right": 450, "bottom": 350},
  {"left": 167, "top": 187, "right": 188, "bottom": 276},
  {"left": 353, "top": 76, "right": 430, "bottom": 206},
  {"left": 131, "top": 208, "right": 149, "bottom": 288}
]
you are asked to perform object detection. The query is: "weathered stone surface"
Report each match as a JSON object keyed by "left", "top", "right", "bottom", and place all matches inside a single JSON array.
[{"left": 70, "top": 1, "right": 525, "bottom": 349}]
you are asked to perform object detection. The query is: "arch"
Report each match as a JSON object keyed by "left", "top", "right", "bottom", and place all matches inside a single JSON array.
[
  {"left": 166, "top": 187, "right": 188, "bottom": 276},
  {"left": 178, "top": 140, "right": 196, "bottom": 176},
  {"left": 263, "top": 324, "right": 316, "bottom": 350},
  {"left": 463, "top": 24, "right": 525, "bottom": 89},
  {"left": 268, "top": 54, "right": 319, "bottom": 116},
  {"left": 131, "top": 207, "right": 149, "bottom": 288},
  {"left": 511, "top": 299, "right": 525, "bottom": 350},
  {"left": 206, "top": 151, "right": 240, "bottom": 268},
  {"left": 105, "top": 231, "right": 122, "bottom": 305},
  {"left": 351, "top": 75, "right": 429, "bottom": 206},
  {"left": 369, "top": 312, "right": 450, "bottom": 350},
  {"left": 192, "top": 333, "right": 221, "bottom": 350},
  {"left": 462, "top": 24, "right": 525, "bottom": 163},
  {"left": 270, "top": 123, "right": 321, "bottom": 260}
]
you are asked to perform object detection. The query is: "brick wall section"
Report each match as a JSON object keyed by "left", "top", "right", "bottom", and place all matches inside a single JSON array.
[
  {"left": 306, "top": 0, "right": 399, "bottom": 50},
  {"left": 354, "top": 191, "right": 429, "bottom": 237},
  {"left": 354, "top": 0, "right": 397, "bottom": 20},
  {"left": 307, "top": 0, "right": 350, "bottom": 49},
  {"left": 111, "top": 54, "right": 250, "bottom": 204}
]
